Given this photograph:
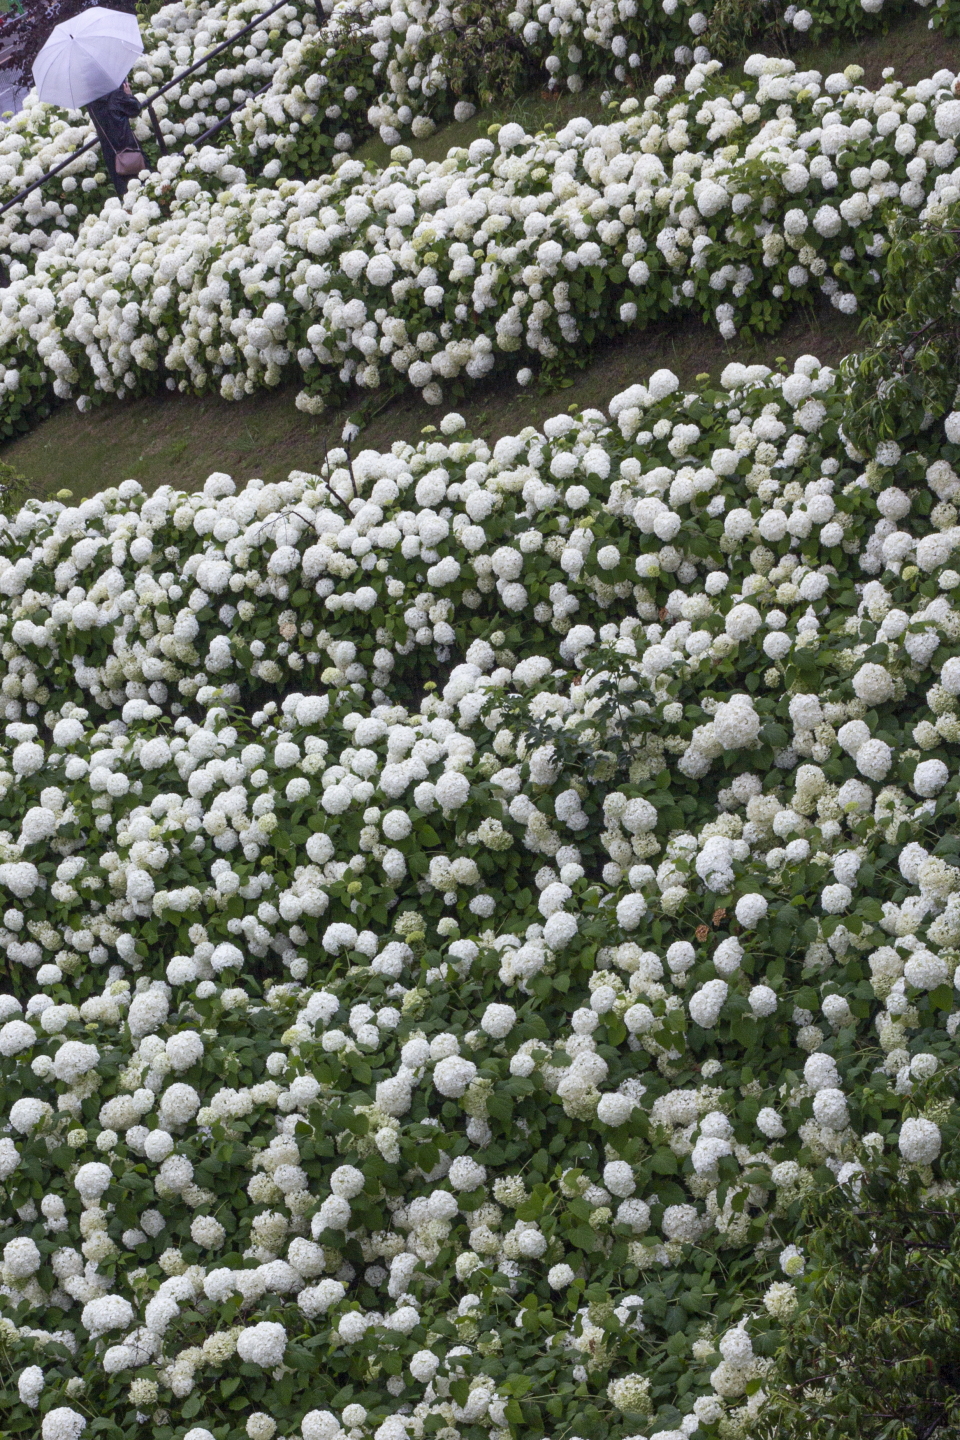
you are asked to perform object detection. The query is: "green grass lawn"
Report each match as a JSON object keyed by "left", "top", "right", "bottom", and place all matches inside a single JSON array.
[{"left": 0, "top": 8, "right": 954, "bottom": 504}]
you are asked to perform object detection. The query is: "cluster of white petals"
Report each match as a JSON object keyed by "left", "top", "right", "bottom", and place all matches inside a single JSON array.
[
  {"left": 2, "top": 51, "right": 960, "bottom": 422},
  {"left": 0, "top": 0, "right": 959, "bottom": 1434}
]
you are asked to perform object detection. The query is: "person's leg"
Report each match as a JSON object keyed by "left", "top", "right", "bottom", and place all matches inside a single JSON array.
[{"left": 86, "top": 108, "right": 124, "bottom": 197}]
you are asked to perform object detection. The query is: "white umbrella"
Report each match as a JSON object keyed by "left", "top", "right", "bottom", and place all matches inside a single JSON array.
[{"left": 32, "top": 7, "right": 143, "bottom": 110}]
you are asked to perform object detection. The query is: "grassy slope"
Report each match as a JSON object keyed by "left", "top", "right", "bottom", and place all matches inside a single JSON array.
[
  {"left": 1, "top": 9, "right": 957, "bottom": 502},
  {"left": 2, "top": 304, "right": 862, "bottom": 500}
]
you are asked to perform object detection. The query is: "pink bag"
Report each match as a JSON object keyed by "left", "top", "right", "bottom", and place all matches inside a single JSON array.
[{"left": 114, "top": 148, "right": 146, "bottom": 176}]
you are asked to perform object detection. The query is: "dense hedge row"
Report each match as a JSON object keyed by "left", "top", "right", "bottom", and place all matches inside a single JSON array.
[
  {"left": 0, "top": 0, "right": 954, "bottom": 267},
  {"left": 3, "top": 54, "right": 960, "bottom": 438},
  {"left": 2, "top": 352, "right": 960, "bottom": 1440}
]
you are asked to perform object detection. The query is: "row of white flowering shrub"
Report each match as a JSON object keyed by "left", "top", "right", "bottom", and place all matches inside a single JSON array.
[
  {"left": 0, "top": 0, "right": 315, "bottom": 254},
  {"left": 1, "top": 0, "right": 958, "bottom": 270},
  {"left": 4, "top": 53, "right": 960, "bottom": 435},
  {"left": 2, "top": 348, "right": 960, "bottom": 1440},
  {"left": 0, "top": 0, "right": 402, "bottom": 259}
]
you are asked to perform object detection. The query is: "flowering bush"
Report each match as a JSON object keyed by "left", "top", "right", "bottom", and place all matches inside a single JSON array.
[
  {"left": 0, "top": 0, "right": 956, "bottom": 271},
  {"left": 761, "top": 1142, "right": 960, "bottom": 1438},
  {"left": 0, "top": 0, "right": 324, "bottom": 258},
  {"left": 2, "top": 347, "right": 960, "bottom": 1438},
  {"left": 6, "top": 51, "right": 960, "bottom": 431}
]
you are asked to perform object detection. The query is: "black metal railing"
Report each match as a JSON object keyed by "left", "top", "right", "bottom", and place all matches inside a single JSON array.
[{"left": 0, "top": 0, "right": 291, "bottom": 218}]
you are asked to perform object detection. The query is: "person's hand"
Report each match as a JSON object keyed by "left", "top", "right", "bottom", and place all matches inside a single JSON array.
[{"left": 122, "top": 81, "right": 131, "bottom": 94}]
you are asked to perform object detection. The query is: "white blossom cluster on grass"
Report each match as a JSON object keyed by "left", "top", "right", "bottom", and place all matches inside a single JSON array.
[
  {"left": 5, "top": 54, "right": 960, "bottom": 429},
  {"left": 1, "top": 0, "right": 949, "bottom": 258},
  {"left": 1, "top": 351, "right": 960, "bottom": 1440},
  {"left": 500, "top": 0, "right": 943, "bottom": 87}
]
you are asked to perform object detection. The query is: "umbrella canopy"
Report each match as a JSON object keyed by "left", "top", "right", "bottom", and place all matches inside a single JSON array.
[{"left": 32, "top": 6, "right": 142, "bottom": 110}]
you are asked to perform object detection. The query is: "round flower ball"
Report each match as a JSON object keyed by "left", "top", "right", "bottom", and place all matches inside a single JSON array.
[
  {"left": 448, "top": 1155, "right": 486, "bottom": 1191},
  {"left": 910, "top": 1053, "right": 940, "bottom": 1081},
  {"left": 608, "top": 1375, "right": 652, "bottom": 1414},
  {"left": 757, "top": 1107, "right": 786, "bottom": 1139},
  {"left": 52, "top": 717, "right": 84, "bottom": 747},
  {"left": 734, "top": 893, "right": 767, "bottom": 928},
  {"left": 821, "top": 883, "right": 852, "bottom": 914},
  {"left": 898, "top": 1116, "right": 941, "bottom": 1165},
  {"left": 912, "top": 759, "right": 949, "bottom": 797},
  {"left": 18, "top": 1364, "right": 44, "bottom": 1408},
  {"left": 940, "top": 656, "right": 960, "bottom": 694},
  {"left": 236, "top": 1321, "right": 287, "bottom": 1367},
  {"left": 409, "top": 1351, "right": 440, "bottom": 1383},
  {"left": 689, "top": 979, "right": 728, "bottom": 1028},
  {"left": 191, "top": 1215, "right": 226, "bottom": 1249},
  {"left": 246, "top": 1418, "right": 276, "bottom": 1440},
  {"left": 856, "top": 738, "right": 892, "bottom": 781},
  {"left": 544, "top": 911, "right": 578, "bottom": 949},
  {"left": 666, "top": 940, "right": 695, "bottom": 974},
  {"left": 597, "top": 1092, "right": 634, "bottom": 1126},
  {"left": 4, "top": 1235, "right": 40, "bottom": 1276},
  {"left": 852, "top": 662, "right": 894, "bottom": 705},
  {"left": 804, "top": 1052, "right": 841, "bottom": 1091},
  {"left": 330, "top": 1164, "right": 365, "bottom": 1198},
  {"left": 662, "top": 1203, "right": 702, "bottom": 1243},
  {"left": 616, "top": 893, "right": 647, "bottom": 930},
  {"left": 74, "top": 1161, "right": 112, "bottom": 1200},
  {"left": 713, "top": 937, "right": 743, "bottom": 976},
  {"left": 903, "top": 950, "right": 950, "bottom": 990},
  {"left": 748, "top": 984, "right": 778, "bottom": 1017},
  {"left": 624, "top": 1002, "right": 655, "bottom": 1035},
  {"left": 603, "top": 1160, "right": 636, "bottom": 1197},
  {"left": 42, "top": 1411, "right": 87, "bottom": 1440},
  {"left": 719, "top": 1326, "right": 753, "bottom": 1364},
  {"left": 812, "top": 1087, "right": 849, "bottom": 1131},
  {"left": 548, "top": 1262, "right": 575, "bottom": 1289},
  {"left": 81, "top": 1294, "right": 134, "bottom": 1337},
  {"left": 382, "top": 809, "right": 412, "bottom": 841},
  {"left": 433, "top": 1055, "right": 477, "bottom": 1097},
  {"left": 480, "top": 1003, "right": 516, "bottom": 1039}
]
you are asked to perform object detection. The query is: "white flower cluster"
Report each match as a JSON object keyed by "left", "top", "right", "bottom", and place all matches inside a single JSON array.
[
  {"left": 6, "top": 52, "right": 960, "bottom": 422},
  {"left": 0, "top": 0, "right": 326, "bottom": 254},
  {"left": 3, "top": 0, "right": 947, "bottom": 258},
  {"left": 1, "top": 337, "right": 959, "bottom": 1438}
]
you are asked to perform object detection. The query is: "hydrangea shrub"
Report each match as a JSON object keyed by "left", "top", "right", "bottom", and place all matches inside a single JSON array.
[
  {"left": 5, "top": 53, "right": 960, "bottom": 432},
  {"left": 1, "top": 0, "right": 952, "bottom": 254},
  {"left": 1, "top": 353, "right": 960, "bottom": 1440}
]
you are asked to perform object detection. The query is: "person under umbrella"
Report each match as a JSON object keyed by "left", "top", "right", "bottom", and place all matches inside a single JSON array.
[
  {"left": 86, "top": 76, "right": 142, "bottom": 196},
  {"left": 32, "top": 4, "right": 145, "bottom": 194}
]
